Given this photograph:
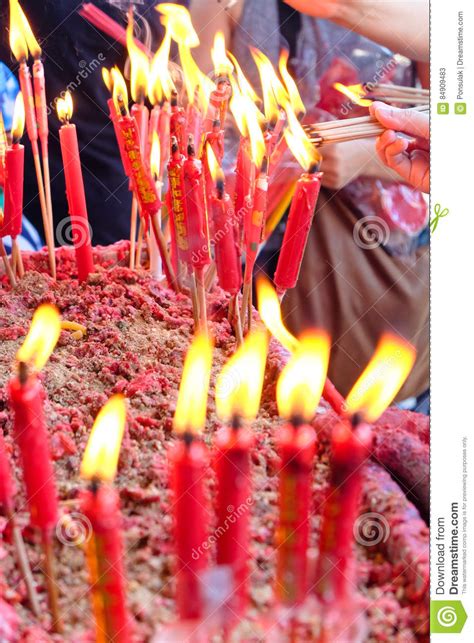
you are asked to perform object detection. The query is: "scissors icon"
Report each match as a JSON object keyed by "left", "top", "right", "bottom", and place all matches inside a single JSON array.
[{"left": 430, "top": 203, "right": 449, "bottom": 233}]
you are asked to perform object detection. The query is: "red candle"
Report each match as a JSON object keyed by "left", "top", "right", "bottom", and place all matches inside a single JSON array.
[
  {"left": 243, "top": 164, "right": 268, "bottom": 287},
  {"left": 172, "top": 333, "right": 213, "bottom": 622},
  {"left": 273, "top": 168, "right": 322, "bottom": 295},
  {"left": 80, "top": 395, "right": 131, "bottom": 642},
  {"left": 131, "top": 102, "right": 149, "bottom": 155},
  {"left": 57, "top": 92, "right": 94, "bottom": 282},
  {"left": 234, "top": 137, "right": 254, "bottom": 243},
  {"left": 275, "top": 331, "right": 330, "bottom": 605},
  {"left": 8, "top": 304, "right": 61, "bottom": 538},
  {"left": 17, "top": 61, "right": 39, "bottom": 156},
  {"left": 314, "top": 420, "right": 372, "bottom": 602},
  {"left": 106, "top": 98, "right": 129, "bottom": 174},
  {"left": 146, "top": 104, "right": 160, "bottom": 164},
  {"left": 158, "top": 100, "right": 171, "bottom": 180},
  {"left": 1, "top": 95, "right": 25, "bottom": 241},
  {"left": 170, "top": 90, "right": 187, "bottom": 156},
  {"left": 167, "top": 138, "right": 190, "bottom": 266},
  {"left": 33, "top": 58, "right": 48, "bottom": 144},
  {"left": 201, "top": 121, "right": 224, "bottom": 218},
  {"left": 276, "top": 423, "right": 315, "bottom": 605},
  {"left": 214, "top": 331, "right": 268, "bottom": 614},
  {"left": 0, "top": 432, "right": 15, "bottom": 515},
  {"left": 183, "top": 137, "right": 211, "bottom": 270}
]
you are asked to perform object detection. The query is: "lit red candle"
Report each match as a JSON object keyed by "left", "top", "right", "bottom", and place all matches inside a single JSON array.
[
  {"left": 1, "top": 94, "right": 25, "bottom": 249},
  {"left": 205, "top": 144, "right": 242, "bottom": 295},
  {"left": 275, "top": 332, "right": 330, "bottom": 605},
  {"left": 214, "top": 330, "right": 268, "bottom": 615},
  {"left": 170, "top": 90, "right": 187, "bottom": 156},
  {"left": 56, "top": 92, "right": 95, "bottom": 282},
  {"left": 171, "top": 333, "right": 213, "bottom": 622},
  {"left": 315, "top": 334, "right": 416, "bottom": 602},
  {"left": 201, "top": 120, "right": 224, "bottom": 215},
  {"left": 8, "top": 304, "right": 62, "bottom": 630},
  {"left": 274, "top": 108, "right": 322, "bottom": 296},
  {"left": 167, "top": 137, "right": 190, "bottom": 268},
  {"left": 80, "top": 394, "right": 132, "bottom": 642},
  {"left": 0, "top": 432, "right": 15, "bottom": 515}
]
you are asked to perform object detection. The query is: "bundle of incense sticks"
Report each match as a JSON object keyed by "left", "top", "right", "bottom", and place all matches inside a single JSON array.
[
  {"left": 365, "top": 83, "right": 429, "bottom": 105},
  {"left": 305, "top": 105, "right": 429, "bottom": 147}
]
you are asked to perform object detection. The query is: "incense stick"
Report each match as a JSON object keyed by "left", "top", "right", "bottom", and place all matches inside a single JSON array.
[
  {"left": 8, "top": 510, "right": 41, "bottom": 617},
  {"left": 33, "top": 153, "right": 56, "bottom": 279},
  {"left": 0, "top": 238, "right": 17, "bottom": 287},
  {"left": 42, "top": 537, "right": 63, "bottom": 633},
  {"left": 129, "top": 197, "right": 138, "bottom": 270}
]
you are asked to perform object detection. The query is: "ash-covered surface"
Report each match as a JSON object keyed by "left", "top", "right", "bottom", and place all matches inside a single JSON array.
[{"left": 0, "top": 245, "right": 428, "bottom": 641}]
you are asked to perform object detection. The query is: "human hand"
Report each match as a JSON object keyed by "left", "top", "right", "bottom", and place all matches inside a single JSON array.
[{"left": 370, "top": 102, "right": 430, "bottom": 193}]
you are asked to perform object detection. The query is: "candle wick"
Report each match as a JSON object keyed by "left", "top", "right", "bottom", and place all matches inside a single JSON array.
[
  {"left": 308, "top": 162, "right": 319, "bottom": 175},
  {"left": 231, "top": 414, "right": 241, "bottom": 431},
  {"left": 351, "top": 412, "right": 364, "bottom": 429},
  {"left": 260, "top": 156, "right": 269, "bottom": 175},
  {"left": 187, "top": 135, "right": 195, "bottom": 157},
  {"left": 290, "top": 414, "right": 304, "bottom": 429},
  {"left": 18, "top": 361, "right": 29, "bottom": 386},
  {"left": 216, "top": 178, "right": 225, "bottom": 199},
  {"left": 182, "top": 431, "right": 194, "bottom": 447},
  {"left": 90, "top": 477, "right": 101, "bottom": 495},
  {"left": 171, "top": 90, "right": 178, "bottom": 108}
]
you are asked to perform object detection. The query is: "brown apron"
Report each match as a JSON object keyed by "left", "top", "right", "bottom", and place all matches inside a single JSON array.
[{"left": 282, "top": 190, "right": 429, "bottom": 400}]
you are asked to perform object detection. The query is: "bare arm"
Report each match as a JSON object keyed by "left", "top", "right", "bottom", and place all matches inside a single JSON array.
[{"left": 284, "top": 0, "right": 429, "bottom": 62}]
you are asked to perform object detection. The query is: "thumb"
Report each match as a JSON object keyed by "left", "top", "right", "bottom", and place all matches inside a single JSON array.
[{"left": 371, "top": 102, "right": 429, "bottom": 139}]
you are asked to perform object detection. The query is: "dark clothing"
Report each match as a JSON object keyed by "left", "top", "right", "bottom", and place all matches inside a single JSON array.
[{"left": 0, "top": 1, "right": 180, "bottom": 244}]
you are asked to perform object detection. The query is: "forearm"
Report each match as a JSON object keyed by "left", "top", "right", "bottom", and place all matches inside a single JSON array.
[{"left": 333, "top": 1, "right": 429, "bottom": 62}]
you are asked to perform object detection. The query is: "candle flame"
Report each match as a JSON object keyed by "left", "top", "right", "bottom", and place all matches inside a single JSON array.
[
  {"left": 174, "top": 333, "right": 213, "bottom": 435},
  {"left": 277, "top": 330, "right": 330, "bottom": 421},
  {"left": 345, "top": 334, "right": 416, "bottom": 422},
  {"left": 150, "top": 131, "right": 160, "bottom": 180},
  {"left": 250, "top": 47, "right": 288, "bottom": 125},
  {"left": 17, "top": 304, "right": 61, "bottom": 372},
  {"left": 9, "top": 0, "right": 28, "bottom": 62},
  {"left": 283, "top": 105, "right": 320, "bottom": 171},
  {"left": 333, "top": 83, "right": 372, "bottom": 107},
  {"left": 127, "top": 10, "right": 149, "bottom": 103},
  {"left": 17, "top": 1, "right": 41, "bottom": 58},
  {"left": 279, "top": 50, "right": 305, "bottom": 117},
  {"left": 227, "top": 51, "right": 260, "bottom": 104},
  {"left": 178, "top": 43, "right": 214, "bottom": 114},
  {"left": 56, "top": 91, "right": 73, "bottom": 123},
  {"left": 12, "top": 92, "right": 25, "bottom": 141},
  {"left": 216, "top": 330, "right": 268, "bottom": 421},
  {"left": 81, "top": 395, "right": 127, "bottom": 482},
  {"left": 156, "top": 3, "right": 200, "bottom": 48},
  {"left": 211, "top": 31, "right": 233, "bottom": 77},
  {"left": 112, "top": 67, "right": 129, "bottom": 114},
  {"left": 205, "top": 143, "right": 224, "bottom": 185},
  {"left": 148, "top": 31, "right": 175, "bottom": 104},
  {"left": 256, "top": 276, "right": 299, "bottom": 353},
  {"left": 102, "top": 67, "right": 112, "bottom": 94},
  {"left": 229, "top": 76, "right": 265, "bottom": 168}
]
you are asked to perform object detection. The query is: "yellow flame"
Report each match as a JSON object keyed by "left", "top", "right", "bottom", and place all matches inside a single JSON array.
[
  {"left": 17, "top": 304, "right": 61, "bottom": 371},
  {"left": 9, "top": 0, "right": 28, "bottom": 62},
  {"left": 277, "top": 331, "right": 330, "bottom": 421},
  {"left": 81, "top": 395, "right": 127, "bottom": 482},
  {"left": 56, "top": 91, "right": 73, "bottom": 123},
  {"left": 283, "top": 105, "right": 320, "bottom": 171},
  {"left": 150, "top": 131, "right": 160, "bottom": 180},
  {"left": 102, "top": 67, "right": 112, "bottom": 94},
  {"left": 251, "top": 47, "right": 288, "bottom": 124},
  {"left": 127, "top": 11, "right": 149, "bottom": 103},
  {"left": 345, "top": 334, "right": 416, "bottom": 422},
  {"left": 211, "top": 31, "right": 233, "bottom": 77},
  {"left": 111, "top": 66, "right": 129, "bottom": 113},
  {"left": 156, "top": 4, "right": 200, "bottom": 48},
  {"left": 148, "top": 31, "right": 176, "bottom": 104},
  {"left": 333, "top": 83, "right": 372, "bottom": 107},
  {"left": 12, "top": 92, "right": 25, "bottom": 140},
  {"left": 179, "top": 43, "right": 214, "bottom": 113},
  {"left": 205, "top": 142, "right": 224, "bottom": 184},
  {"left": 174, "top": 333, "right": 213, "bottom": 435},
  {"left": 279, "top": 50, "right": 305, "bottom": 117},
  {"left": 17, "top": 1, "right": 41, "bottom": 58},
  {"left": 227, "top": 51, "right": 260, "bottom": 104},
  {"left": 216, "top": 330, "right": 268, "bottom": 421},
  {"left": 256, "top": 276, "right": 299, "bottom": 353}
]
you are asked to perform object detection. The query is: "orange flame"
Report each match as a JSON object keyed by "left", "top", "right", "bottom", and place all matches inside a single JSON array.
[
  {"left": 9, "top": 0, "right": 28, "bottom": 62},
  {"left": 12, "top": 92, "right": 25, "bottom": 141},
  {"left": 256, "top": 276, "right": 299, "bottom": 353},
  {"left": 227, "top": 51, "right": 260, "bottom": 104},
  {"left": 156, "top": 3, "right": 200, "bottom": 48},
  {"left": 279, "top": 50, "right": 305, "bottom": 117},
  {"left": 250, "top": 47, "right": 288, "bottom": 124},
  {"left": 211, "top": 31, "right": 233, "bottom": 77},
  {"left": 17, "top": 1, "right": 41, "bottom": 58},
  {"left": 127, "top": 11, "right": 149, "bottom": 103},
  {"left": 111, "top": 67, "right": 129, "bottom": 114},
  {"left": 102, "top": 67, "right": 112, "bottom": 94},
  {"left": 277, "top": 331, "right": 330, "bottom": 421},
  {"left": 179, "top": 43, "right": 214, "bottom": 114},
  {"left": 229, "top": 75, "right": 265, "bottom": 168},
  {"left": 16, "top": 304, "right": 61, "bottom": 371},
  {"left": 345, "top": 334, "right": 416, "bottom": 422},
  {"left": 81, "top": 395, "right": 127, "bottom": 482},
  {"left": 174, "top": 333, "right": 213, "bottom": 435},
  {"left": 216, "top": 330, "right": 269, "bottom": 421},
  {"left": 150, "top": 131, "right": 160, "bottom": 180},
  {"left": 283, "top": 105, "right": 320, "bottom": 171},
  {"left": 56, "top": 91, "right": 73, "bottom": 123},
  {"left": 148, "top": 31, "right": 176, "bottom": 104},
  {"left": 205, "top": 143, "right": 224, "bottom": 185},
  {"left": 333, "top": 83, "right": 372, "bottom": 107}
]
